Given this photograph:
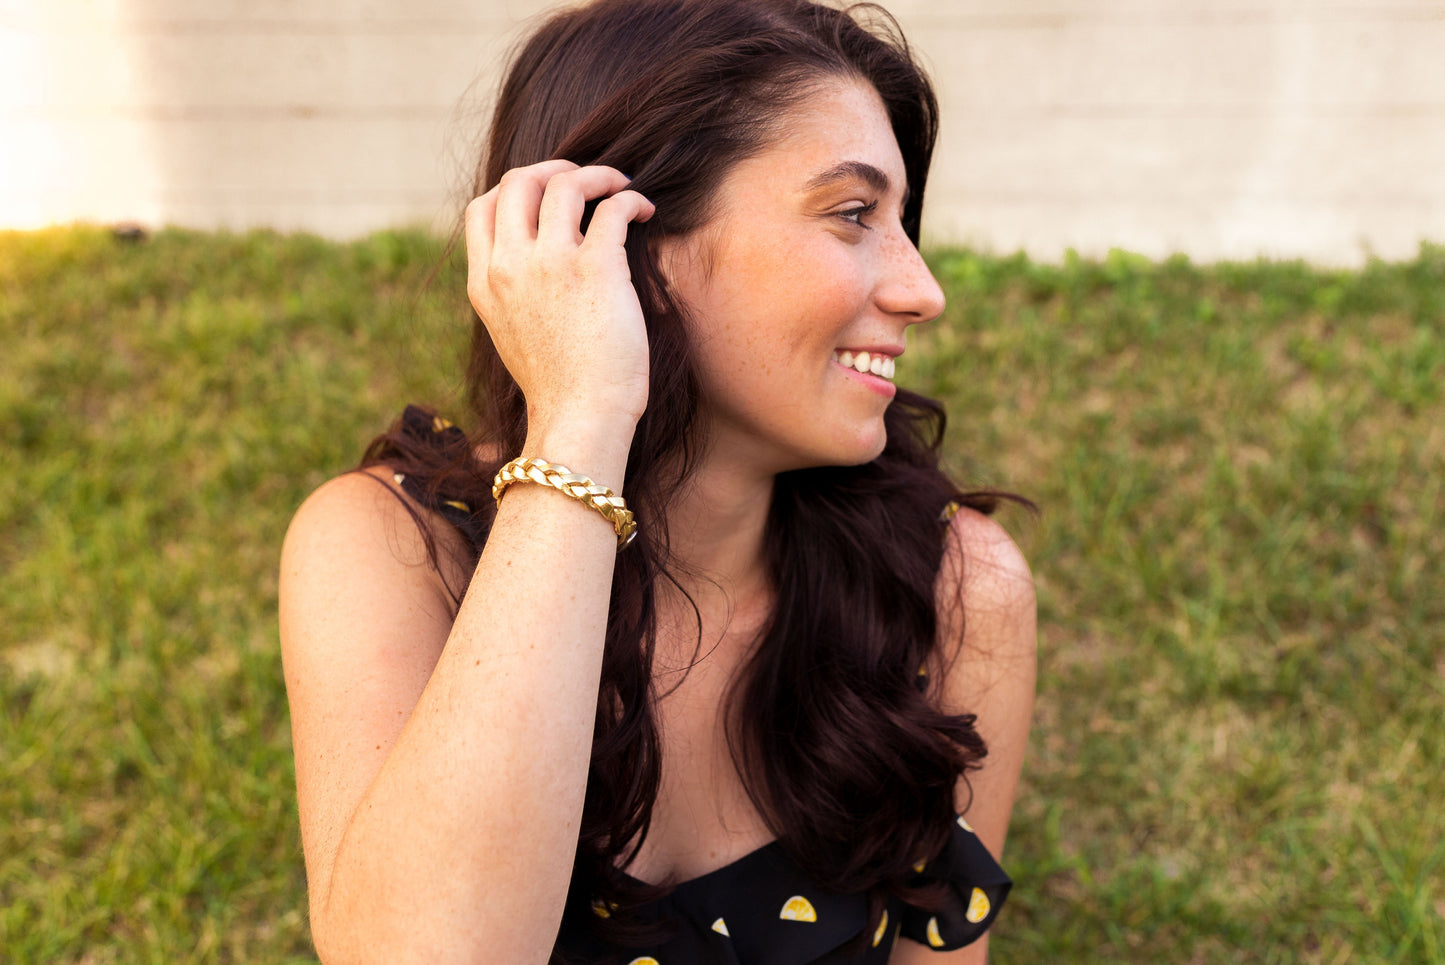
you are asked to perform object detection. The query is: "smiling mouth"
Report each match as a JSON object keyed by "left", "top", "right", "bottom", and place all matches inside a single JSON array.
[{"left": 831, "top": 349, "right": 896, "bottom": 380}]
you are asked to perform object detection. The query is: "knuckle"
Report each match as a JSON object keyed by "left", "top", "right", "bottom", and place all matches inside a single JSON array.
[
  {"left": 586, "top": 194, "right": 622, "bottom": 220},
  {"left": 545, "top": 168, "right": 588, "bottom": 195},
  {"left": 466, "top": 270, "right": 493, "bottom": 304},
  {"left": 600, "top": 189, "right": 647, "bottom": 212},
  {"left": 568, "top": 253, "right": 600, "bottom": 276},
  {"left": 485, "top": 259, "right": 513, "bottom": 288}
]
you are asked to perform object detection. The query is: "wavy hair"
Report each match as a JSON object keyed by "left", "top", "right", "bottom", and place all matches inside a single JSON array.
[{"left": 363, "top": 0, "right": 1012, "bottom": 952}]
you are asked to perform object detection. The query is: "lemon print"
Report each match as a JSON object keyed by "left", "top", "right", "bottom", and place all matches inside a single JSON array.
[
  {"left": 966, "top": 886, "right": 991, "bottom": 923},
  {"left": 926, "top": 916, "right": 945, "bottom": 948},
  {"left": 711, "top": 917, "right": 730, "bottom": 936},
  {"left": 957, "top": 815, "right": 975, "bottom": 833},
  {"left": 778, "top": 895, "right": 818, "bottom": 922},
  {"left": 443, "top": 499, "right": 471, "bottom": 513},
  {"left": 872, "top": 909, "right": 889, "bottom": 947},
  {"left": 911, "top": 858, "right": 926, "bottom": 873},
  {"left": 431, "top": 415, "right": 453, "bottom": 432},
  {"left": 626, "top": 959, "right": 659, "bottom": 965}
]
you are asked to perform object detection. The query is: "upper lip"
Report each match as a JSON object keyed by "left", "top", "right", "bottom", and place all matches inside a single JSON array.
[{"left": 836, "top": 344, "right": 905, "bottom": 358}]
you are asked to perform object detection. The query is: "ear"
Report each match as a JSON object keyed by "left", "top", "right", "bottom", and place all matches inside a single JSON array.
[{"left": 653, "top": 225, "right": 719, "bottom": 297}]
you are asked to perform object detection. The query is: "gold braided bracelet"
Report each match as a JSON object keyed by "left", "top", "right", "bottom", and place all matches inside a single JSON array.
[{"left": 491, "top": 457, "right": 637, "bottom": 549}]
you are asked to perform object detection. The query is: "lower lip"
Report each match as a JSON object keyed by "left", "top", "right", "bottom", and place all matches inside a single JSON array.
[{"left": 833, "top": 360, "right": 897, "bottom": 399}]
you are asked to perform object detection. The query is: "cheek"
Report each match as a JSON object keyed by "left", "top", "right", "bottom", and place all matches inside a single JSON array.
[
  {"left": 686, "top": 228, "right": 866, "bottom": 387},
  {"left": 731, "top": 245, "right": 863, "bottom": 351}
]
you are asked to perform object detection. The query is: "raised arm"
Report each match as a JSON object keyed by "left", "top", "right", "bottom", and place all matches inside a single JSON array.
[{"left": 279, "top": 161, "right": 654, "bottom": 965}]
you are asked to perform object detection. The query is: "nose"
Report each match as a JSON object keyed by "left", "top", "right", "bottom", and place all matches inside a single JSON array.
[{"left": 875, "top": 229, "right": 946, "bottom": 325}]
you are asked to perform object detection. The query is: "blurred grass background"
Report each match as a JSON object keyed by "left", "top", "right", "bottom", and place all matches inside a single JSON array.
[{"left": 1, "top": 226, "right": 1440, "bottom": 963}]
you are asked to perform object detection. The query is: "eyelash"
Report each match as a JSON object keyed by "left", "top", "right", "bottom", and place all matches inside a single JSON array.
[{"left": 838, "top": 200, "right": 879, "bottom": 228}]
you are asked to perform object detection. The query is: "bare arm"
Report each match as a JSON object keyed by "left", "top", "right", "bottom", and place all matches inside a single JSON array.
[
  {"left": 279, "top": 161, "right": 654, "bottom": 964},
  {"left": 890, "top": 508, "right": 1037, "bottom": 965}
]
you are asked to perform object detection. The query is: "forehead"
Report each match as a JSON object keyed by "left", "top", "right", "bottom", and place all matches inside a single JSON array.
[{"left": 724, "top": 77, "right": 906, "bottom": 200}]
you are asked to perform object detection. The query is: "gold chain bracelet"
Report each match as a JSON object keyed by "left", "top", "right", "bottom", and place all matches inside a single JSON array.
[{"left": 492, "top": 457, "right": 637, "bottom": 549}]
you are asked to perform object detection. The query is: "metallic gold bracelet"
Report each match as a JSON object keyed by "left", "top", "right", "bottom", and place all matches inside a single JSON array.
[{"left": 492, "top": 457, "right": 637, "bottom": 549}]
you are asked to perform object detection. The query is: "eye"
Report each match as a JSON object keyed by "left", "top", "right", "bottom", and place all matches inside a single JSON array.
[{"left": 837, "top": 200, "right": 879, "bottom": 229}]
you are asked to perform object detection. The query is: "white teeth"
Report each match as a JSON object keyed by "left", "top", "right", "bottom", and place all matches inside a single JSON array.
[{"left": 832, "top": 349, "right": 897, "bottom": 381}]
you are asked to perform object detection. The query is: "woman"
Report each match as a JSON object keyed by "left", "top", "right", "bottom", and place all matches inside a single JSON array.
[{"left": 279, "top": 0, "right": 1036, "bottom": 962}]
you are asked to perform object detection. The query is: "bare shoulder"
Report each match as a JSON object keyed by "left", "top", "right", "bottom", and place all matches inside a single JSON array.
[
  {"left": 937, "top": 506, "right": 1036, "bottom": 661},
  {"left": 279, "top": 465, "right": 474, "bottom": 698},
  {"left": 278, "top": 464, "right": 473, "bottom": 725},
  {"left": 283, "top": 467, "right": 471, "bottom": 599}
]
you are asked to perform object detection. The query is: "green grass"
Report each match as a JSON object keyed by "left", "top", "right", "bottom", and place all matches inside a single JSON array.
[{"left": 2, "top": 226, "right": 1441, "bottom": 963}]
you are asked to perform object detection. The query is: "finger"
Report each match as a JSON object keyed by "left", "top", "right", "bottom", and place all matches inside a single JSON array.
[
  {"left": 492, "top": 159, "right": 579, "bottom": 248},
  {"left": 579, "top": 190, "right": 656, "bottom": 252},
  {"left": 535, "top": 166, "right": 636, "bottom": 248},
  {"left": 464, "top": 190, "right": 500, "bottom": 271}
]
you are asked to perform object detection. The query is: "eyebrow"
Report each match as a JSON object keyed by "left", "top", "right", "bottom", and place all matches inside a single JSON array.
[{"left": 803, "top": 160, "right": 909, "bottom": 206}]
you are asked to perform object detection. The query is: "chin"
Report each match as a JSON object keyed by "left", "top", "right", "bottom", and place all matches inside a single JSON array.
[{"left": 811, "top": 427, "right": 888, "bottom": 469}]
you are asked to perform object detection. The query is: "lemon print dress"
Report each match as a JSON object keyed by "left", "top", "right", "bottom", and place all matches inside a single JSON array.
[
  {"left": 551, "top": 812, "right": 1010, "bottom": 963},
  {"left": 391, "top": 407, "right": 1012, "bottom": 963}
]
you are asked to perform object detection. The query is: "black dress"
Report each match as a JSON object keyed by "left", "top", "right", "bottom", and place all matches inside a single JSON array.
[
  {"left": 388, "top": 405, "right": 1013, "bottom": 964},
  {"left": 554, "top": 814, "right": 1011, "bottom": 963}
]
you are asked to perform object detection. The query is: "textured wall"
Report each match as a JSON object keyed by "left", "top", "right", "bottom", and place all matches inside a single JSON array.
[
  {"left": 3, "top": 0, "right": 1443, "bottom": 263},
  {"left": 910, "top": 0, "right": 1445, "bottom": 262}
]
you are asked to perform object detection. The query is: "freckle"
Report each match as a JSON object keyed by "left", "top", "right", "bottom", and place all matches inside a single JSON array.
[
  {"left": 375, "top": 745, "right": 381, "bottom": 750},
  {"left": 475, "top": 659, "right": 481, "bottom": 666}
]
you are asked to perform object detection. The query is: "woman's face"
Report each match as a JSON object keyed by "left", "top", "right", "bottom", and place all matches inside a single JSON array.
[{"left": 660, "top": 76, "right": 946, "bottom": 476}]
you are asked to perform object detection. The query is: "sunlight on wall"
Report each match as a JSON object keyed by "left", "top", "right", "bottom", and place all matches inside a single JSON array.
[
  {"left": 2, "top": 0, "right": 1443, "bottom": 262},
  {"left": 0, "top": 4, "right": 164, "bottom": 229}
]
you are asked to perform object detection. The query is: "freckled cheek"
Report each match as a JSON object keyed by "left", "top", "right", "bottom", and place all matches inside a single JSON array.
[
  {"left": 761, "top": 266, "right": 864, "bottom": 359},
  {"left": 702, "top": 239, "right": 863, "bottom": 381}
]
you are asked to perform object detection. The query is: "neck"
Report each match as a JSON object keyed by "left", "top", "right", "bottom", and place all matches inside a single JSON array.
[
  {"left": 653, "top": 443, "right": 776, "bottom": 648},
  {"left": 668, "top": 462, "right": 773, "bottom": 594}
]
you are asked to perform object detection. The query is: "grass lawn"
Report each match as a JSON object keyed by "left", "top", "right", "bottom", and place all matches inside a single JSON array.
[{"left": 1, "top": 226, "right": 1440, "bottom": 963}]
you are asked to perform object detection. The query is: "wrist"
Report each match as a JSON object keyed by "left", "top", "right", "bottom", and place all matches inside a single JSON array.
[
  {"left": 522, "top": 411, "right": 637, "bottom": 493},
  {"left": 492, "top": 457, "right": 637, "bottom": 548}
]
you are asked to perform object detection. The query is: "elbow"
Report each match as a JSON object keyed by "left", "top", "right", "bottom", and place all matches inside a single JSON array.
[
  {"left": 309, "top": 896, "right": 539, "bottom": 965},
  {"left": 308, "top": 894, "right": 399, "bottom": 965},
  {"left": 307, "top": 896, "right": 351, "bottom": 965}
]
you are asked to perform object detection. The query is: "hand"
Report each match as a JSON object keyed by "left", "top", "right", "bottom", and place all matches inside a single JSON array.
[{"left": 465, "top": 161, "right": 656, "bottom": 435}]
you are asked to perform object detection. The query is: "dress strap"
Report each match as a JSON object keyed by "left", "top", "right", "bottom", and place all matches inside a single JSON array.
[{"left": 388, "top": 405, "right": 489, "bottom": 548}]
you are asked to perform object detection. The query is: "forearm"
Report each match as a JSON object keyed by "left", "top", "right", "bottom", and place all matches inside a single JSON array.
[{"left": 317, "top": 424, "right": 633, "bottom": 964}]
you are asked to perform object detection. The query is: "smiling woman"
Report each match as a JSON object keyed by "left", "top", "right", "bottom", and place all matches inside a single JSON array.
[
  {"left": 277, "top": 2, "right": 1036, "bottom": 964},
  {"left": 661, "top": 79, "right": 945, "bottom": 472}
]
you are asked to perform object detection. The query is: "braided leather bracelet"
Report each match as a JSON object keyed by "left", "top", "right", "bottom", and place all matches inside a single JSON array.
[{"left": 491, "top": 457, "right": 637, "bottom": 549}]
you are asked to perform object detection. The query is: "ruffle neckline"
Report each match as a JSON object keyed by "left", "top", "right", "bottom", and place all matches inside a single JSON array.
[{"left": 562, "top": 815, "right": 1011, "bottom": 964}]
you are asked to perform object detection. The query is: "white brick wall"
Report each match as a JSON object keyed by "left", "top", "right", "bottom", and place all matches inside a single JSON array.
[{"left": 2, "top": 0, "right": 1443, "bottom": 262}]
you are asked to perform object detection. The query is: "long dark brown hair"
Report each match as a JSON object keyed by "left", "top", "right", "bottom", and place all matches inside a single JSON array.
[{"left": 364, "top": 0, "right": 1011, "bottom": 951}]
